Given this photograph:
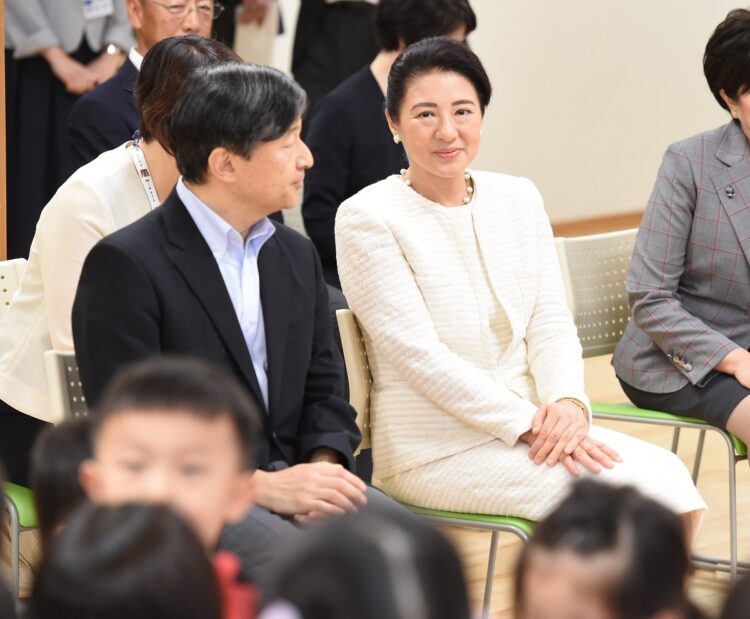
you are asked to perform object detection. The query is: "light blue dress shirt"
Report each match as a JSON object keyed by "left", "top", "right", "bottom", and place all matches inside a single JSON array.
[{"left": 177, "top": 178, "right": 276, "bottom": 410}]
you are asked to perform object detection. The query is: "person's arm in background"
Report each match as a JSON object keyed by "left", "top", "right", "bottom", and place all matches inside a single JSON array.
[
  {"left": 5, "top": 0, "right": 96, "bottom": 94},
  {"left": 87, "top": 0, "right": 132, "bottom": 85}
]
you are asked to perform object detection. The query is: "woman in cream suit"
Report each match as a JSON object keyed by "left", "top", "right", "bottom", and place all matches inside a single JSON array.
[
  {"left": 0, "top": 36, "right": 240, "bottom": 483},
  {"left": 335, "top": 38, "right": 705, "bottom": 529},
  {"left": 614, "top": 9, "right": 750, "bottom": 450}
]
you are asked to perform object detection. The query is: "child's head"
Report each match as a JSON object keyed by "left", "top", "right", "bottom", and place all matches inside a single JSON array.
[
  {"left": 515, "top": 480, "right": 697, "bottom": 619},
  {"left": 27, "top": 502, "right": 222, "bottom": 619},
  {"left": 30, "top": 418, "right": 92, "bottom": 548},
  {"left": 260, "top": 503, "right": 470, "bottom": 619},
  {"left": 81, "top": 356, "right": 261, "bottom": 549}
]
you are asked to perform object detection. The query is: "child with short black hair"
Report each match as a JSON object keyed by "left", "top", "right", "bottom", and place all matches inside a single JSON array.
[
  {"left": 80, "top": 356, "right": 261, "bottom": 619},
  {"left": 28, "top": 502, "right": 222, "bottom": 619},
  {"left": 515, "top": 480, "right": 705, "bottom": 619},
  {"left": 30, "top": 417, "right": 91, "bottom": 548},
  {"left": 259, "top": 503, "right": 470, "bottom": 619}
]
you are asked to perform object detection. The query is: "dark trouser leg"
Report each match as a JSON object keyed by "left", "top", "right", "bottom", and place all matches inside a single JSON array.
[{"left": 0, "top": 400, "right": 48, "bottom": 486}]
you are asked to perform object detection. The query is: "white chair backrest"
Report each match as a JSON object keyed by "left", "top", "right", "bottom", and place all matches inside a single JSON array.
[
  {"left": 43, "top": 350, "right": 88, "bottom": 422},
  {"left": 0, "top": 258, "right": 27, "bottom": 319},
  {"left": 335, "top": 309, "right": 372, "bottom": 454},
  {"left": 555, "top": 229, "right": 638, "bottom": 359}
]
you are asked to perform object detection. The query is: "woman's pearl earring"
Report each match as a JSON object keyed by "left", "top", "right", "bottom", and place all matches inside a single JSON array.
[
  {"left": 732, "top": 110, "right": 739, "bottom": 119},
  {"left": 393, "top": 134, "right": 401, "bottom": 144}
]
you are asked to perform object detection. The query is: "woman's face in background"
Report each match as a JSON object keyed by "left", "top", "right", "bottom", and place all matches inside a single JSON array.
[{"left": 389, "top": 70, "right": 483, "bottom": 181}]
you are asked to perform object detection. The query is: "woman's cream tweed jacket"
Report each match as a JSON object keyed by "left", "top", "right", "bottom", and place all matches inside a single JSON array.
[{"left": 335, "top": 172, "right": 590, "bottom": 480}]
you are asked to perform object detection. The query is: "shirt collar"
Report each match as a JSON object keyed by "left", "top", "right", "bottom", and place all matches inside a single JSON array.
[
  {"left": 129, "top": 47, "right": 144, "bottom": 71},
  {"left": 176, "top": 178, "right": 275, "bottom": 260}
]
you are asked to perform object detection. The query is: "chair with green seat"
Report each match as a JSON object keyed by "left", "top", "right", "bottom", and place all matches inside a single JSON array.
[
  {"left": 554, "top": 228, "right": 748, "bottom": 582},
  {"left": 2, "top": 483, "right": 37, "bottom": 599},
  {"left": 336, "top": 308, "right": 534, "bottom": 619}
]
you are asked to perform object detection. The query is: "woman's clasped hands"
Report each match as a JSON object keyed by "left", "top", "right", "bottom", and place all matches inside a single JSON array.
[{"left": 522, "top": 400, "right": 622, "bottom": 477}]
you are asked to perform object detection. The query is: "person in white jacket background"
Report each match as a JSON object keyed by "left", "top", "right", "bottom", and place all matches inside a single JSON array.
[{"left": 335, "top": 37, "right": 705, "bottom": 534}]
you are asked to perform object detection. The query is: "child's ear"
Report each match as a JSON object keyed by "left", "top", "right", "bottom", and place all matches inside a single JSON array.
[
  {"left": 79, "top": 459, "right": 102, "bottom": 500},
  {"left": 225, "top": 471, "right": 256, "bottom": 523}
]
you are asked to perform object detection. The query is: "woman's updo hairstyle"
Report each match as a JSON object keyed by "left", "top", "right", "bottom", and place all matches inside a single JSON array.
[{"left": 386, "top": 37, "right": 492, "bottom": 122}]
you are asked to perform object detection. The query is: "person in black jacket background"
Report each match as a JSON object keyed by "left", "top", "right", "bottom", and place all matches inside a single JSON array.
[{"left": 302, "top": 0, "right": 476, "bottom": 288}]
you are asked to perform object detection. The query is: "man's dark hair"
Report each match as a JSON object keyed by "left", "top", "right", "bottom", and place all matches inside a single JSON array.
[
  {"left": 91, "top": 356, "right": 261, "bottom": 469},
  {"left": 386, "top": 37, "right": 492, "bottom": 123},
  {"left": 375, "top": 0, "right": 476, "bottom": 52},
  {"left": 30, "top": 418, "right": 92, "bottom": 549},
  {"left": 704, "top": 9, "right": 750, "bottom": 111},
  {"left": 134, "top": 34, "right": 242, "bottom": 152},
  {"left": 165, "top": 63, "right": 307, "bottom": 183},
  {"left": 515, "top": 480, "right": 701, "bottom": 619},
  {"left": 28, "top": 503, "right": 222, "bottom": 619}
]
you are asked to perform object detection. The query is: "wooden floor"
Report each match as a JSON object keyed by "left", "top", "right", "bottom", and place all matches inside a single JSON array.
[{"left": 441, "top": 355, "right": 749, "bottom": 618}]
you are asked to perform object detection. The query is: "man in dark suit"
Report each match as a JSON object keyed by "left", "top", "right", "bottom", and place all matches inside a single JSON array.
[
  {"left": 73, "top": 62, "right": 368, "bottom": 575},
  {"left": 67, "top": 0, "right": 212, "bottom": 169}
]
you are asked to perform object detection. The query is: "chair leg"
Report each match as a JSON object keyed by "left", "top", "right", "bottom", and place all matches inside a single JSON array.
[
  {"left": 671, "top": 427, "right": 681, "bottom": 453},
  {"left": 482, "top": 531, "right": 499, "bottom": 619},
  {"left": 4, "top": 499, "right": 20, "bottom": 600},
  {"left": 691, "top": 430, "right": 706, "bottom": 484},
  {"left": 728, "top": 449, "right": 738, "bottom": 582}
]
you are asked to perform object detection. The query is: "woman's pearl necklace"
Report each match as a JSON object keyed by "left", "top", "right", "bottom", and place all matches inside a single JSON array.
[{"left": 400, "top": 168, "right": 475, "bottom": 205}]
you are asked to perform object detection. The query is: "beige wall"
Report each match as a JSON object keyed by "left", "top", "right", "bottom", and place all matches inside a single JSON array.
[
  {"left": 469, "top": 1, "right": 739, "bottom": 222},
  {"left": 268, "top": 1, "right": 739, "bottom": 223}
]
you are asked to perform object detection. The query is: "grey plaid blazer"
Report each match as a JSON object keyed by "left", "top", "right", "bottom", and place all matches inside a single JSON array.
[{"left": 613, "top": 120, "right": 750, "bottom": 393}]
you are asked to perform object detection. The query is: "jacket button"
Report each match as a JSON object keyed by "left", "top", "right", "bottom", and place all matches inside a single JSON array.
[{"left": 726, "top": 186, "right": 735, "bottom": 198}]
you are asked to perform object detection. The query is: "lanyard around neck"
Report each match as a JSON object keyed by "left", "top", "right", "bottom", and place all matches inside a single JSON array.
[{"left": 130, "top": 132, "right": 160, "bottom": 211}]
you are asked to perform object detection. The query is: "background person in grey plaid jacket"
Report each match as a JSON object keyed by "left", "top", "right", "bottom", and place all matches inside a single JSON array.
[{"left": 613, "top": 8, "right": 750, "bottom": 450}]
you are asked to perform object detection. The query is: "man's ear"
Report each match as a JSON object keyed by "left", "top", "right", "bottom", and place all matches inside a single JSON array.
[
  {"left": 206, "top": 147, "right": 237, "bottom": 183},
  {"left": 125, "top": 0, "right": 144, "bottom": 30},
  {"left": 79, "top": 459, "right": 102, "bottom": 500},
  {"left": 225, "top": 471, "right": 256, "bottom": 524}
]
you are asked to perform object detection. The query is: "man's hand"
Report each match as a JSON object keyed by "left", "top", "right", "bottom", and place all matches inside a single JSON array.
[
  {"left": 253, "top": 462, "right": 367, "bottom": 523},
  {"left": 42, "top": 46, "right": 97, "bottom": 94},
  {"left": 527, "top": 400, "right": 589, "bottom": 466},
  {"left": 238, "top": 0, "right": 273, "bottom": 25}
]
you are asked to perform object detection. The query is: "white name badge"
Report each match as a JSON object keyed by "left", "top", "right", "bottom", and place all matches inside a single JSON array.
[{"left": 82, "top": 0, "right": 114, "bottom": 20}]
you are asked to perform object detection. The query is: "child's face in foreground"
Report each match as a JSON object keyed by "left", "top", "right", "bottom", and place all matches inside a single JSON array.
[
  {"left": 519, "top": 548, "right": 620, "bottom": 619},
  {"left": 81, "top": 409, "right": 255, "bottom": 549}
]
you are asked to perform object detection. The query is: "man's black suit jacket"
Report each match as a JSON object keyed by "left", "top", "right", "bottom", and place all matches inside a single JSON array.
[
  {"left": 72, "top": 190, "right": 360, "bottom": 471},
  {"left": 68, "top": 59, "right": 139, "bottom": 169}
]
